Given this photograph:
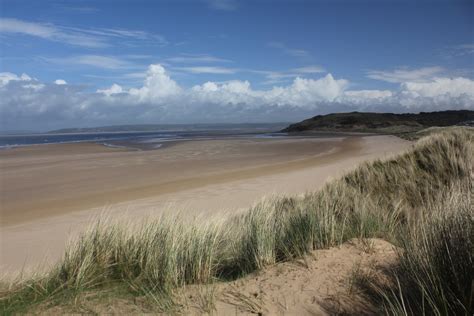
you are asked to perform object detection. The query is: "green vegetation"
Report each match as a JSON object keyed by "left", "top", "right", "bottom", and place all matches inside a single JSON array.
[
  {"left": 352, "top": 188, "right": 473, "bottom": 315},
  {"left": 1, "top": 128, "right": 472, "bottom": 314},
  {"left": 281, "top": 110, "right": 474, "bottom": 135},
  {"left": 384, "top": 199, "right": 472, "bottom": 315}
]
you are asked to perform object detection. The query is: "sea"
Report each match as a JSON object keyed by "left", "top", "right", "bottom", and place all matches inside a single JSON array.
[{"left": 0, "top": 127, "right": 292, "bottom": 150}]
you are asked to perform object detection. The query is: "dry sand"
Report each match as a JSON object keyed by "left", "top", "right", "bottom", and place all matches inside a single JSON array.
[
  {"left": 185, "top": 238, "right": 398, "bottom": 315},
  {"left": 0, "top": 135, "right": 410, "bottom": 272}
]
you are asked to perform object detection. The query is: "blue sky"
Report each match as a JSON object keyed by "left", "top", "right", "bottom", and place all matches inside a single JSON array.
[{"left": 0, "top": 0, "right": 473, "bottom": 130}]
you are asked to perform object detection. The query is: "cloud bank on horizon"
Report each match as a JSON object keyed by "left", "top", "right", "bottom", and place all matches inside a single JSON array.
[
  {"left": 1, "top": 64, "right": 473, "bottom": 131},
  {"left": 0, "top": 0, "right": 473, "bottom": 130}
]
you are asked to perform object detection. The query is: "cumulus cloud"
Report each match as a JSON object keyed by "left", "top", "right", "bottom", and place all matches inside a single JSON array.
[
  {"left": 401, "top": 77, "right": 474, "bottom": 98},
  {"left": 54, "top": 79, "right": 67, "bottom": 85},
  {"left": 344, "top": 90, "right": 393, "bottom": 99},
  {"left": 97, "top": 83, "right": 123, "bottom": 96},
  {"left": 128, "top": 64, "right": 182, "bottom": 101},
  {"left": 188, "top": 74, "right": 348, "bottom": 106},
  {"left": 1, "top": 64, "right": 473, "bottom": 131},
  {"left": 0, "top": 72, "right": 32, "bottom": 87}
]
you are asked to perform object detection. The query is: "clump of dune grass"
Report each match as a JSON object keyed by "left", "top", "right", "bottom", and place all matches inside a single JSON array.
[
  {"left": 0, "top": 216, "right": 228, "bottom": 314},
  {"left": 385, "top": 205, "right": 473, "bottom": 315},
  {"left": 0, "top": 128, "right": 472, "bottom": 314},
  {"left": 353, "top": 188, "right": 473, "bottom": 315}
]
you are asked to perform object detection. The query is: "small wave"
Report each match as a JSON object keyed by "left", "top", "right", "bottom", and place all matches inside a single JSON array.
[
  {"left": 139, "top": 137, "right": 181, "bottom": 143},
  {"left": 253, "top": 133, "right": 289, "bottom": 139},
  {"left": 101, "top": 142, "right": 134, "bottom": 150}
]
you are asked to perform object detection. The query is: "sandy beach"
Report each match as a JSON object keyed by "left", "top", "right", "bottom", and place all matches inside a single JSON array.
[{"left": 0, "top": 135, "right": 410, "bottom": 272}]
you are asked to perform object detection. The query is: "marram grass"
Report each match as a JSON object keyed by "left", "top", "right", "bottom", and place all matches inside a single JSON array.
[{"left": 0, "top": 128, "right": 472, "bottom": 314}]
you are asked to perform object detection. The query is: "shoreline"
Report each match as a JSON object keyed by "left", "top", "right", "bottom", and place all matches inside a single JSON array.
[{"left": 1, "top": 137, "right": 353, "bottom": 226}]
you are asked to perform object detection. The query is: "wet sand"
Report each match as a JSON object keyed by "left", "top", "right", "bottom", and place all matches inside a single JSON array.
[{"left": 0, "top": 135, "right": 410, "bottom": 272}]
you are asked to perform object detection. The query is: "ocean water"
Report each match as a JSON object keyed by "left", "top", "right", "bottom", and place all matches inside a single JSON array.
[{"left": 0, "top": 129, "right": 290, "bottom": 150}]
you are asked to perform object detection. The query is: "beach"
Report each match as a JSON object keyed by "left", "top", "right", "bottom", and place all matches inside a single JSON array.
[{"left": 0, "top": 135, "right": 410, "bottom": 272}]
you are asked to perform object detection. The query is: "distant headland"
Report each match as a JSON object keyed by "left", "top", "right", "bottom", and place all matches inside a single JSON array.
[{"left": 281, "top": 110, "right": 474, "bottom": 134}]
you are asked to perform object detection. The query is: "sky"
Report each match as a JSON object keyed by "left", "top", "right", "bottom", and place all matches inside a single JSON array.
[{"left": 0, "top": 0, "right": 473, "bottom": 131}]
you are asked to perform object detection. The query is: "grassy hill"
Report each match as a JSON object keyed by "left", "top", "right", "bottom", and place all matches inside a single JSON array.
[{"left": 281, "top": 110, "right": 474, "bottom": 134}]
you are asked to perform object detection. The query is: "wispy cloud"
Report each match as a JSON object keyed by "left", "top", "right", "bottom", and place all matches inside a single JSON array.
[
  {"left": 0, "top": 18, "right": 167, "bottom": 48},
  {"left": 176, "top": 66, "right": 237, "bottom": 74},
  {"left": 268, "top": 42, "right": 310, "bottom": 58},
  {"left": 172, "top": 64, "right": 327, "bottom": 83},
  {"left": 68, "top": 27, "right": 167, "bottom": 45},
  {"left": 251, "top": 66, "right": 326, "bottom": 85},
  {"left": 167, "top": 54, "right": 232, "bottom": 63},
  {"left": 58, "top": 6, "right": 99, "bottom": 14},
  {"left": 206, "top": 0, "right": 238, "bottom": 11},
  {"left": 45, "top": 55, "right": 134, "bottom": 70},
  {"left": 367, "top": 66, "right": 444, "bottom": 83},
  {"left": 0, "top": 18, "right": 106, "bottom": 47},
  {"left": 453, "top": 43, "right": 474, "bottom": 55}
]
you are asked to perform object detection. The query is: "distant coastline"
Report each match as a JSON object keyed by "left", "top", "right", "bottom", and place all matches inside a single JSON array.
[
  {"left": 281, "top": 110, "right": 474, "bottom": 135},
  {"left": 47, "top": 122, "right": 290, "bottom": 134}
]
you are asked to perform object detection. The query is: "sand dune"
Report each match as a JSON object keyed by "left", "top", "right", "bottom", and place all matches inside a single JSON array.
[
  {"left": 0, "top": 135, "right": 410, "bottom": 272},
  {"left": 184, "top": 238, "right": 397, "bottom": 315}
]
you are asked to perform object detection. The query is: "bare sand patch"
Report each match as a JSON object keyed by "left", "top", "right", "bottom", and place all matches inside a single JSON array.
[{"left": 187, "top": 238, "right": 398, "bottom": 315}]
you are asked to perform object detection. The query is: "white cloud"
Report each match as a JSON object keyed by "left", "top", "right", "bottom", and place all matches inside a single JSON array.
[
  {"left": 191, "top": 80, "right": 254, "bottom": 104},
  {"left": 276, "top": 75, "right": 348, "bottom": 103},
  {"left": 1, "top": 64, "right": 473, "bottom": 130},
  {"left": 367, "top": 66, "right": 444, "bottom": 83},
  {"left": 0, "top": 18, "right": 106, "bottom": 48},
  {"left": 97, "top": 83, "right": 123, "bottom": 96},
  {"left": 128, "top": 64, "right": 182, "bottom": 101},
  {"left": 401, "top": 77, "right": 474, "bottom": 98},
  {"left": 344, "top": 89, "right": 393, "bottom": 99},
  {"left": 0, "top": 18, "right": 167, "bottom": 48},
  {"left": 188, "top": 74, "right": 348, "bottom": 107},
  {"left": 0, "top": 72, "right": 32, "bottom": 87},
  {"left": 54, "top": 79, "right": 67, "bottom": 85},
  {"left": 46, "top": 55, "right": 132, "bottom": 69},
  {"left": 252, "top": 66, "right": 327, "bottom": 85},
  {"left": 341, "top": 90, "right": 393, "bottom": 106},
  {"left": 22, "top": 83, "right": 45, "bottom": 91},
  {"left": 0, "top": 18, "right": 56, "bottom": 38}
]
